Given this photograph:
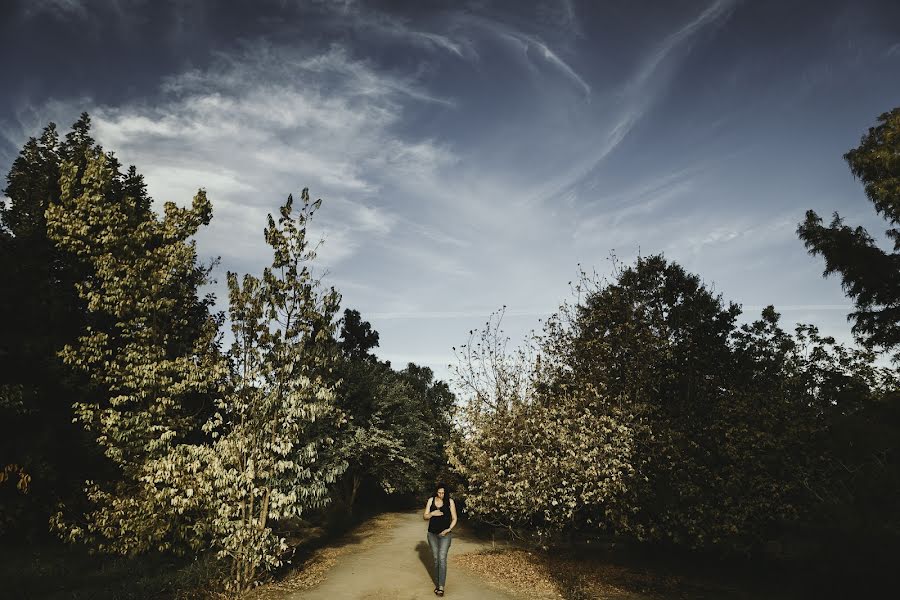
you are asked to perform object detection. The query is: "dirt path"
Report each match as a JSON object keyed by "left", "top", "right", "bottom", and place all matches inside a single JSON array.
[{"left": 282, "top": 510, "right": 520, "bottom": 600}]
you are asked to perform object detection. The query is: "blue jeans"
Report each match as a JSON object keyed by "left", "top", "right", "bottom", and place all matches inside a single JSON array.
[{"left": 427, "top": 531, "right": 452, "bottom": 587}]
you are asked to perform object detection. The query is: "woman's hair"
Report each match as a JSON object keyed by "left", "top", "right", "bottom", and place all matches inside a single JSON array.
[{"left": 434, "top": 482, "right": 451, "bottom": 499}]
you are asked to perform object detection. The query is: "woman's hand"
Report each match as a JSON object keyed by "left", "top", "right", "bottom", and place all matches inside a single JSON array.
[
  {"left": 430, "top": 510, "right": 444, "bottom": 517},
  {"left": 439, "top": 529, "right": 451, "bottom": 536}
]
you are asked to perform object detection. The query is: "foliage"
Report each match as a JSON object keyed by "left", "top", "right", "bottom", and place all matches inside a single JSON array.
[
  {"left": 3, "top": 115, "right": 457, "bottom": 594},
  {"left": 398, "top": 362, "right": 456, "bottom": 490},
  {"left": 796, "top": 105, "right": 900, "bottom": 543},
  {"left": 45, "top": 145, "right": 225, "bottom": 555},
  {"left": 332, "top": 309, "right": 455, "bottom": 514},
  {"left": 452, "top": 255, "right": 899, "bottom": 552},
  {"left": 338, "top": 308, "right": 380, "bottom": 361},
  {"left": 450, "top": 386, "right": 636, "bottom": 540},
  {"left": 2, "top": 538, "right": 224, "bottom": 600},
  {"left": 335, "top": 361, "right": 423, "bottom": 509},
  {"left": 199, "top": 189, "right": 347, "bottom": 590},
  {"left": 0, "top": 115, "right": 122, "bottom": 536},
  {"left": 798, "top": 106, "right": 900, "bottom": 355}
]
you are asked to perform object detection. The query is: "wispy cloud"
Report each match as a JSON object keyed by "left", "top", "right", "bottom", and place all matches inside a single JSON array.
[
  {"left": 314, "top": 0, "right": 476, "bottom": 61},
  {"left": 14, "top": 0, "right": 150, "bottom": 36},
  {"left": 535, "top": 0, "right": 740, "bottom": 207},
  {"left": 19, "top": 0, "right": 89, "bottom": 19},
  {"left": 628, "top": 0, "right": 739, "bottom": 93},
  {"left": 5, "top": 0, "right": 887, "bottom": 382},
  {"left": 536, "top": 0, "right": 581, "bottom": 37},
  {"left": 457, "top": 15, "right": 591, "bottom": 97},
  {"left": 5, "top": 41, "right": 460, "bottom": 282},
  {"left": 573, "top": 169, "right": 698, "bottom": 240}
]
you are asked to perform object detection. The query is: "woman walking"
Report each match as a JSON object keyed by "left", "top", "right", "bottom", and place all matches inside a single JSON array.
[{"left": 423, "top": 482, "right": 457, "bottom": 596}]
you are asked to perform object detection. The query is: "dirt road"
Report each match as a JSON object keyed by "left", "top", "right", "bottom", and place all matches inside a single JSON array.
[{"left": 284, "top": 510, "right": 519, "bottom": 600}]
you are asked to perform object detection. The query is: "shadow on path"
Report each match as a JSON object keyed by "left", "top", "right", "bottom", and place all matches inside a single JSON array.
[
  {"left": 288, "top": 522, "right": 381, "bottom": 569},
  {"left": 416, "top": 540, "right": 434, "bottom": 585}
]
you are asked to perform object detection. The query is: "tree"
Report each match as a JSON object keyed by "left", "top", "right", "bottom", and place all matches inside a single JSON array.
[
  {"left": 797, "top": 108, "right": 900, "bottom": 553},
  {"left": 46, "top": 145, "right": 225, "bottom": 555},
  {"left": 449, "top": 308, "right": 636, "bottom": 542},
  {"left": 198, "top": 189, "right": 347, "bottom": 590},
  {"left": 453, "top": 256, "right": 892, "bottom": 550},
  {"left": 546, "top": 257, "right": 747, "bottom": 545},
  {"left": 798, "top": 107, "right": 900, "bottom": 355},
  {"left": 338, "top": 308, "right": 380, "bottom": 361},
  {"left": 398, "top": 363, "right": 456, "bottom": 487},
  {"left": 0, "top": 115, "right": 160, "bottom": 537},
  {"left": 334, "top": 360, "right": 425, "bottom": 512},
  {"left": 331, "top": 310, "right": 453, "bottom": 515}
]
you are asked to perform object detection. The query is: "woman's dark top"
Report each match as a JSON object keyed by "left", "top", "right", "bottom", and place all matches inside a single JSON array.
[{"left": 427, "top": 496, "right": 452, "bottom": 533}]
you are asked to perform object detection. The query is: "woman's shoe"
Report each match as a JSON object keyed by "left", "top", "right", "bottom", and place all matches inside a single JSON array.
[{"left": 437, "top": 589, "right": 444, "bottom": 596}]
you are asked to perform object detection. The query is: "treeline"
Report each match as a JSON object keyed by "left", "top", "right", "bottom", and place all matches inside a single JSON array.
[
  {"left": 450, "top": 108, "right": 900, "bottom": 568},
  {"left": 0, "top": 115, "right": 452, "bottom": 591}
]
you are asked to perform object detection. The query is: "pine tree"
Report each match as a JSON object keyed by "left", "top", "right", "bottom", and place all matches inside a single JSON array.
[{"left": 798, "top": 107, "right": 900, "bottom": 354}]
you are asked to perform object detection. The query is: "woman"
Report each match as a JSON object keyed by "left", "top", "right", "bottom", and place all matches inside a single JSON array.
[{"left": 423, "top": 482, "right": 457, "bottom": 596}]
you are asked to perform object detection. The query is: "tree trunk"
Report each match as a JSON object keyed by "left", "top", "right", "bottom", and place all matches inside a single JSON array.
[{"left": 349, "top": 474, "right": 361, "bottom": 513}]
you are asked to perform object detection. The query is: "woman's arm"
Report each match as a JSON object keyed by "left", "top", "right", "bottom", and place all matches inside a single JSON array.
[
  {"left": 441, "top": 498, "right": 458, "bottom": 535},
  {"left": 423, "top": 497, "right": 434, "bottom": 520}
]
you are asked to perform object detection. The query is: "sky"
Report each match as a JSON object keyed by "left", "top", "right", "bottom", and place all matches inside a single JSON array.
[{"left": 2, "top": 0, "right": 900, "bottom": 382}]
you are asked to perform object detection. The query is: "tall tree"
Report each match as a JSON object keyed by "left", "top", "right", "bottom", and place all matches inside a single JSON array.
[
  {"left": 798, "top": 107, "right": 900, "bottom": 354},
  {"left": 547, "top": 257, "right": 742, "bottom": 544},
  {"left": 46, "top": 145, "right": 224, "bottom": 555},
  {"left": 200, "top": 189, "right": 347, "bottom": 590},
  {"left": 453, "top": 256, "right": 883, "bottom": 549},
  {"left": 797, "top": 107, "right": 900, "bottom": 571},
  {"left": 0, "top": 115, "right": 149, "bottom": 536}
]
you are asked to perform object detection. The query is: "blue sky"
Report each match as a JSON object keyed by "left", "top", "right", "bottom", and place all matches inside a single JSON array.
[{"left": 2, "top": 0, "right": 900, "bottom": 380}]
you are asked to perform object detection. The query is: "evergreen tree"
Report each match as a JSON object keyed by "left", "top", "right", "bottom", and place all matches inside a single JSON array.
[
  {"left": 797, "top": 108, "right": 900, "bottom": 552},
  {"left": 0, "top": 115, "right": 151, "bottom": 536},
  {"left": 338, "top": 308, "right": 380, "bottom": 361},
  {"left": 798, "top": 107, "right": 900, "bottom": 354}
]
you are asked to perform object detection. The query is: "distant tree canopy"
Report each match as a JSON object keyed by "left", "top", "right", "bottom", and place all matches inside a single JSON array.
[
  {"left": 332, "top": 309, "right": 454, "bottom": 515},
  {"left": 799, "top": 107, "right": 900, "bottom": 355}
]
